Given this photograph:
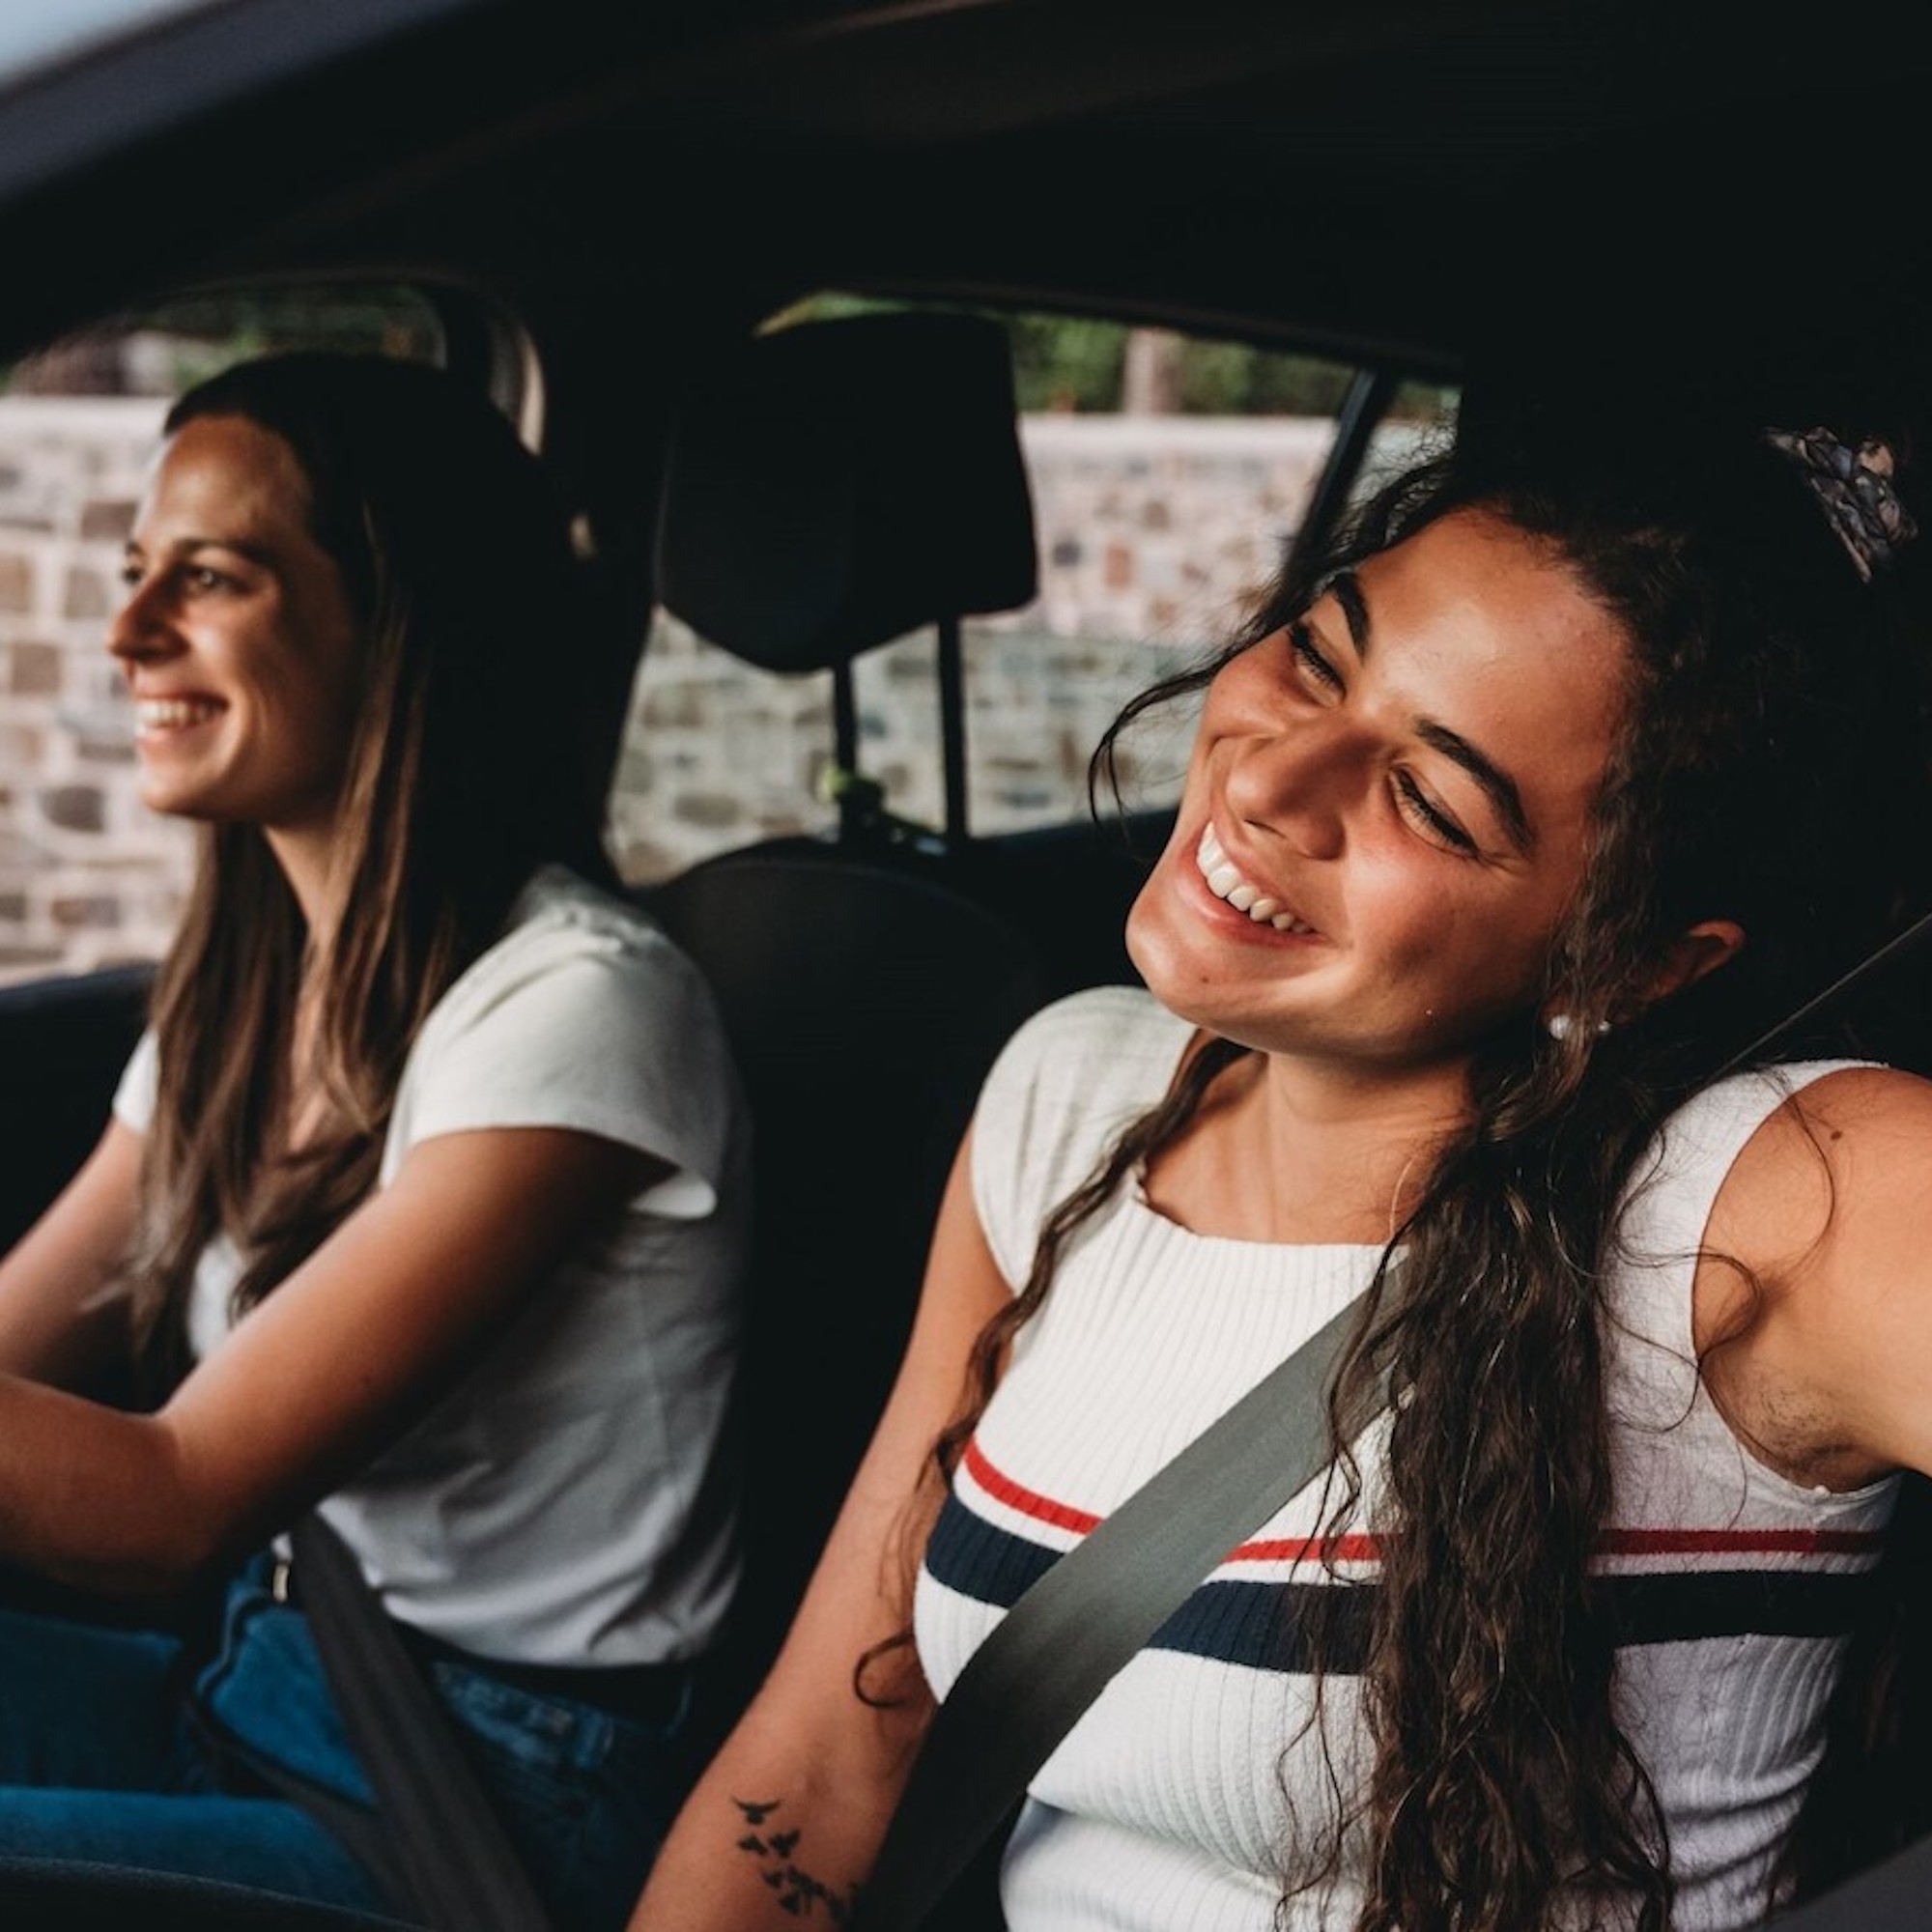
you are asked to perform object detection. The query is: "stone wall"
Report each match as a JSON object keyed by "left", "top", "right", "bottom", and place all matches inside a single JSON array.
[
  {"left": 0, "top": 396, "right": 184, "bottom": 984},
  {"left": 1, "top": 404, "right": 1416, "bottom": 985}
]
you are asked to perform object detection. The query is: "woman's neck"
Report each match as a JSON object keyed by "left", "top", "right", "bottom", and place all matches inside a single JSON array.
[
  {"left": 265, "top": 818, "right": 344, "bottom": 943},
  {"left": 268, "top": 823, "right": 349, "bottom": 1152},
  {"left": 1144, "top": 1046, "right": 1468, "bottom": 1246}
]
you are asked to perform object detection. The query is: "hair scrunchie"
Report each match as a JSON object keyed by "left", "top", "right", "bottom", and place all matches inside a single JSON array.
[{"left": 1765, "top": 425, "right": 1918, "bottom": 582}]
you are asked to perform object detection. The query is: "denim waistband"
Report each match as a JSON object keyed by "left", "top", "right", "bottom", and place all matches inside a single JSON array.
[
  {"left": 401, "top": 1626, "right": 696, "bottom": 1729},
  {"left": 267, "top": 1549, "right": 698, "bottom": 1729}
]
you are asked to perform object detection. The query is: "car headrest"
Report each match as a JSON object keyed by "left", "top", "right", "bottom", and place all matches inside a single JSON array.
[{"left": 654, "top": 310, "right": 1038, "bottom": 673}]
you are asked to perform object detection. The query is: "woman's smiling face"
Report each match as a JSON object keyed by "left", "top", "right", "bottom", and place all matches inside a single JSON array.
[
  {"left": 1126, "top": 506, "right": 1633, "bottom": 1078},
  {"left": 107, "top": 413, "right": 362, "bottom": 848}
]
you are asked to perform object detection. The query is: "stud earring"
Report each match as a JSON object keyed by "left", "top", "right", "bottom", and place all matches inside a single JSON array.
[{"left": 1546, "top": 1012, "right": 1611, "bottom": 1042}]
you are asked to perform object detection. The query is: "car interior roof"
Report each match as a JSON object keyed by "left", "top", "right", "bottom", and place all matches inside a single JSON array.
[{"left": 7, "top": 0, "right": 1932, "bottom": 380}]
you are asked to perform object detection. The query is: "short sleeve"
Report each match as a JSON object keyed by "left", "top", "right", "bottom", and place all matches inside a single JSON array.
[
  {"left": 112, "top": 1028, "right": 159, "bottom": 1135},
  {"left": 969, "top": 985, "right": 1189, "bottom": 1289},
  {"left": 1608, "top": 1056, "right": 1876, "bottom": 1378},
  {"left": 385, "top": 917, "right": 742, "bottom": 1222}
]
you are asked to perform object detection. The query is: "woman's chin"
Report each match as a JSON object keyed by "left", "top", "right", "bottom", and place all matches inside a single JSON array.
[{"left": 136, "top": 781, "right": 213, "bottom": 823}]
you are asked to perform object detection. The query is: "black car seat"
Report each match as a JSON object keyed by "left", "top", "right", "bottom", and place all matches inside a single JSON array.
[
  {"left": 0, "top": 963, "right": 152, "bottom": 1257},
  {"left": 0, "top": 1858, "right": 415, "bottom": 1931},
  {"left": 644, "top": 310, "right": 1054, "bottom": 1708}
]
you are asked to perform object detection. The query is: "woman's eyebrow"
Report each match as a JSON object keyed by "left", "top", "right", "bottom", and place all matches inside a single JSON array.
[
  {"left": 1331, "top": 571, "right": 1370, "bottom": 655},
  {"left": 128, "top": 534, "right": 278, "bottom": 568},
  {"left": 1416, "top": 719, "right": 1533, "bottom": 855}
]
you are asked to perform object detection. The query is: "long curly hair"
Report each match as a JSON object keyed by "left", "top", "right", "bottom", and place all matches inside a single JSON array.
[
  {"left": 125, "top": 353, "right": 612, "bottom": 1390},
  {"left": 922, "top": 402, "right": 1932, "bottom": 1929}
]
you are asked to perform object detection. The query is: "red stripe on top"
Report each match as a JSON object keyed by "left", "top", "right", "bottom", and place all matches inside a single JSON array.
[
  {"left": 1234, "top": 1535, "right": 1380, "bottom": 1564},
  {"left": 1226, "top": 1528, "right": 1883, "bottom": 1566},
  {"left": 962, "top": 1438, "right": 1100, "bottom": 1534},
  {"left": 963, "top": 1441, "right": 1884, "bottom": 1566},
  {"left": 962, "top": 1441, "right": 1377, "bottom": 1562},
  {"left": 1600, "top": 1526, "right": 1885, "bottom": 1557}
]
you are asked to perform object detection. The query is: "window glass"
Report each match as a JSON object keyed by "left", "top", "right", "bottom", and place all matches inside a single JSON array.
[
  {"left": 606, "top": 608, "right": 835, "bottom": 885},
  {"left": 1352, "top": 376, "right": 1460, "bottom": 507},
  {"left": 3, "top": 284, "right": 444, "bottom": 398},
  {"left": 0, "top": 0, "right": 207, "bottom": 85},
  {"left": 611, "top": 300, "right": 1460, "bottom": 880},
  {"left": 0, "top": 284, "right": 448, "bottom": 987}
]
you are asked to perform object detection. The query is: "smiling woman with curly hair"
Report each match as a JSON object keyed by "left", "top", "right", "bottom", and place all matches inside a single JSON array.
[{"left": 638, "top": 381, "right": 1932, "bottom": 1932}]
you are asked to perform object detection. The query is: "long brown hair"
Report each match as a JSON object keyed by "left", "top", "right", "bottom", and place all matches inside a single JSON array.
[
  {"left": 126, "top": 353, "right": 611, "bottom": 1389},
  {"left": 925, "top": 406, "right": 1932, "bottom": 1928}
]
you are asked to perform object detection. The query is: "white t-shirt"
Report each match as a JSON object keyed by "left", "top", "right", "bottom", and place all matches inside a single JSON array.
[{"left": 114, "top": 865, "right": 751, "bottom": 1668}]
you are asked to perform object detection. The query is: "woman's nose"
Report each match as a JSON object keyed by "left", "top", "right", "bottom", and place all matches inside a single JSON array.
[
  {"left": 106, "top": 576, "right": 176, "bottom": 666},
  {"left": 1223, "top": 718, "right": 1355, "bottom": 861}
]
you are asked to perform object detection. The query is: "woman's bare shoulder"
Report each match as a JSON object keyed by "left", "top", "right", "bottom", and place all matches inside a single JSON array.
[
  {"left": 1708, "top": 1063, "right": 1931, "bottom": 1253},
  {"left": 1744, "top": 1062, "right": 1932, "bottom": 1171},
  {"left": 1705, "top": 1062, "right": 1932, "bottom": 1482}
]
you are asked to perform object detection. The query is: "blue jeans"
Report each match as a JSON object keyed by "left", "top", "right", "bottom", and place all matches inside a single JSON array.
[{"left": 0, "top": 1563, "right": 704, "bottom": 1928}]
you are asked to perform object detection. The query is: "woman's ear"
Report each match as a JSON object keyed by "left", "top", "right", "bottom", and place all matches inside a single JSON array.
[{"left": 1642, "top": 920, "right": 1747, "bottom": 1009}]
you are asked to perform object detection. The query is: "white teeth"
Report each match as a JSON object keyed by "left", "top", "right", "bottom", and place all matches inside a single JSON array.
[
  {"left": 1193, "top": 824, "right": 1317, "bottom": 934},
  {"left": 135, "top": 698, "right": 220, "bottom": 729}
]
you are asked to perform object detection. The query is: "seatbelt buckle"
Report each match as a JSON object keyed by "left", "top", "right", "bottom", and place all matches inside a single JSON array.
[{"left": 270, "top": 1555, "right": 296, "bottom": 1604}]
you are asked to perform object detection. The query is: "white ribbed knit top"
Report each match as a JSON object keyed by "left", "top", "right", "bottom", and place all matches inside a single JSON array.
[{"left": 913, "top": 986, "right": 1897, "bottom": 1931}]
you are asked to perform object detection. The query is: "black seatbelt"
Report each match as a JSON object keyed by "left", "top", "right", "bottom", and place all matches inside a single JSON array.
[
  {"left": 287, "top": 1515, "right": 554, "bottom": 1932},
  {"left": 1767, "top": 1835, "right": 1932, "bottom": 1929},
  {"left": 1721, "top": 905, "right": 1932, "bottom": 1074},
  {"left": 858, "top": 1289, "right": 1383, "bottom": 1932}
]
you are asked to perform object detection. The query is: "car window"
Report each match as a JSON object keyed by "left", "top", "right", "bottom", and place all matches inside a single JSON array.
[
  {"left": 0, "top": 0, "right": 207, "bottom": 87},
  {"left": 0, "top": 283, "right": 458, "bottom": 989},
  {"left": 609, "top": 299, "right": 1458, "bottom": 882}
]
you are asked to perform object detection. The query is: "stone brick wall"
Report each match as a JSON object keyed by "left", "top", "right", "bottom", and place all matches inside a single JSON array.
[
  {"left": 0, "top": 395, "right": 184, "bottom": 985},
  {"left": 1, "top": 403, "right": 1428, "bottom": 985}
]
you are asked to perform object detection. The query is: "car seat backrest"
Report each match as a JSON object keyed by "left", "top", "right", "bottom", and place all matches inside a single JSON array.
[
  {"left": 657, "top": 305, "right": 1037, "bottom": 847},
  {"left": 643, "top": 851, "right": 1047, "bottom": 1685},
  {"left": 654, "top": 307, "right": 1037, "bottom": 676},
  {"left": 646, "top": 311, "right": 1052, "bottom": 1702},
  {"left": 0, "top": 963, "right": 152, "bottom": 1256}
]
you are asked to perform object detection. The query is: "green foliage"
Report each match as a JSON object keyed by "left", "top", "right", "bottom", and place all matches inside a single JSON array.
[
  {"left": 1005, "top": 313, "right": 1128, "bottom": 412},
  {"left": 1388, "top": 377, "right": 1461, "bottom": 426},
  {"left": 1173, "top": 338, "right": 1353, "bottom": 416},
  {"left": 774, "top": 291, "right": 1373, "bottom": 418},
  {"left": 3, "top": 285, "right": 440, "bottom": 397}
]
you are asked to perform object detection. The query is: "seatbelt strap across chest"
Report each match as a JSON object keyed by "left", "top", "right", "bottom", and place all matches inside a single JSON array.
[{"left": 859, "top": 1287, "right": 1384, "bottom": 1931}]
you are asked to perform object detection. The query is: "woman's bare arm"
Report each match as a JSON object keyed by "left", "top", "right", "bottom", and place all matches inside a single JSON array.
[
  {"left": 632, "top": 1128, "right": 1010, "bottom": 1931},
  {"left": 0, "top": 1119, "right": 144, "bottom": 1390},
  {"left": 0, "top": 1122, "right": 663, "bottom": 1595}
]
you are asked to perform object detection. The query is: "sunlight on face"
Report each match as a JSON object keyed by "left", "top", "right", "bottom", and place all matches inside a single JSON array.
[{"left": 1127, "top": 508, "right": 1631, "bottom": 1079}]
